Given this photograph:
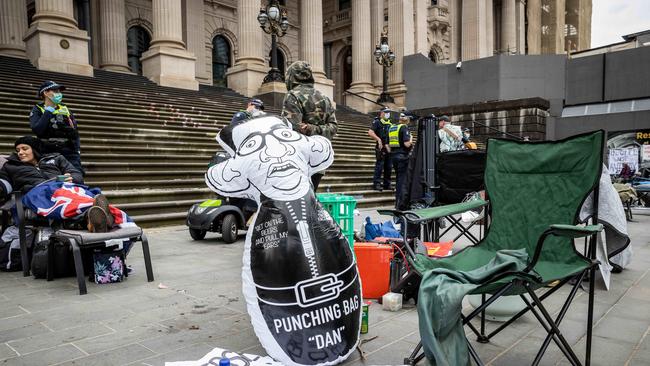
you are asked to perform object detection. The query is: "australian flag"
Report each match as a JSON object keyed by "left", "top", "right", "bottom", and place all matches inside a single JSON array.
[{"left": 22, "top": 182, "right": 133, "bottom": 227}]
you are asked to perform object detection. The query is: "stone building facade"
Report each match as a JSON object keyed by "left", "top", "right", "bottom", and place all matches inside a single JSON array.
[{"left": 0, "top": 0, "right": 592, "bottom": 112}]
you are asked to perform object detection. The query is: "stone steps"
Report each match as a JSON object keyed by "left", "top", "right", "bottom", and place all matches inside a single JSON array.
[{"left": 0, "top": 55, "right": 393, "bottom": 226}]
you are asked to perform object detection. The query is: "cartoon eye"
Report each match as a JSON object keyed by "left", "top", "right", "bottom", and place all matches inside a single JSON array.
[
  {"left": 272, "top": 129, "right": 301, "bottom": 141},
  {"left": 238, "top": 135, "right": 263, "bottom": 156}
]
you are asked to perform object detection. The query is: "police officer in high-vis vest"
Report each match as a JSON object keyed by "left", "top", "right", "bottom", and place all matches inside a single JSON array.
[
  {"left": 368, "top": 108, "right": 393, "bottom": 191},
  {"left": 388, "top": 113, "right": 413, "bottom": 209},
  {"left": 29, "top": 81, "right": 83, "bottom": 174}
]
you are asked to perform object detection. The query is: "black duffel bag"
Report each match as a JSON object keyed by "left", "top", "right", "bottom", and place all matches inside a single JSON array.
[{"left": 31, "top": 239, "right": 76, "bottom": 279}]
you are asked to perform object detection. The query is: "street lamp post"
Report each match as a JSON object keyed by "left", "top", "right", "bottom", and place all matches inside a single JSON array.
[
  {"left": 257, "top": 0, "right": 289, "bottom": 84},
  {"left": 374, "top": 31, "right": 396, "bottom": 104}
]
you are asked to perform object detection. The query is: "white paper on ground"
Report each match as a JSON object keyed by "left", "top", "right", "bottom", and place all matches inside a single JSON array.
[{"left": 164, "top": 347, "right": 283, "bottom": 366}]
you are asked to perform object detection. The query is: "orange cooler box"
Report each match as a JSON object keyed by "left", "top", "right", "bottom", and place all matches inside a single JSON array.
[{"left": 353, "top": 242, "right": 393, "bottom": 299}]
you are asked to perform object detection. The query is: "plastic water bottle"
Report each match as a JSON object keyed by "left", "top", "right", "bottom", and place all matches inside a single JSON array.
[{"left": 219, "top": 358, "right": 230, "bottom": 366}]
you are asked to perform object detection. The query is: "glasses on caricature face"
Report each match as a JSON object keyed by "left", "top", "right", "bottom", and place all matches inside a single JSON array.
[{"left": 236, "top": 124, "right": 302, "bottom": 158}]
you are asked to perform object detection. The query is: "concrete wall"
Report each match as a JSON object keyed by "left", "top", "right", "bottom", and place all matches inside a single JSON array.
[
  {"left": 555, "top": 110, "right": 650, "bottom": 139},
  {"left": 403, "top": 53, "right": 566, "bottom": 110},
  {"left": 565, "top": 46, "right": 650, "bottom": 106},
  {"left": 605, "top": 46, "right": 650, "bottom": 102}
]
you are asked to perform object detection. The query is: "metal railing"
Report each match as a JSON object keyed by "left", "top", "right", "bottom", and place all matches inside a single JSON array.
[{"left": 343, "top": 90, "right": 386, "bottom": 109}]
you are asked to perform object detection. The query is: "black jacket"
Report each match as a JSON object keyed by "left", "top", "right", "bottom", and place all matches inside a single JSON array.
[
  {"left": 29, "top": 103, "right": 81, "bottom": 155},
  {"left": 0, "top": 153, "right": 84, "bottom": 200}
]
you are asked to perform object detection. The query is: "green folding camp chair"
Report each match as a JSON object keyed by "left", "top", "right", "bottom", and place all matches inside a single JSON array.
[{"left": 406, "top": 131, "right": 605, "bottom": 366}]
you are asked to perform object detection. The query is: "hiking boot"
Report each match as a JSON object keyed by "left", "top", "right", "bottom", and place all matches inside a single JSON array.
[
  {"left": 93, "top": 194, "right": 114, "bottom": 228},
  {"left": 87, "top": 206, "right": 109, "bottom": 233}
]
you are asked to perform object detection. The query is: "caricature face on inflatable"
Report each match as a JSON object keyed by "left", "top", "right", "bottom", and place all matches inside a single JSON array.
[{"left": 206, "top": 116, "right": 362, "bottom": 366}]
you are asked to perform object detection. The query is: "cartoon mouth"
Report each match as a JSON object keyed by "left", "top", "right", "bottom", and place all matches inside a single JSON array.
[{"left": 268, "top": 161, "right": 299, "bottom": 177}]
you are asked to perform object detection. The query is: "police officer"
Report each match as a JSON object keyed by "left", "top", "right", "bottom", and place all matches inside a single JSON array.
[
  {"left": 230, "top": 98, "right": 266, "bottom": 126},
  {"left": 388, "top": 113, "right": 413, "bottom": 209},
  {"left": 281, "top": 61, "right": 338, "bottom": 190},
  {"left": 368, "top": 108, "right": 392, "bottom": 191},
  {"left": 29, "top": 81, "right": 83, "bottom": 174}
]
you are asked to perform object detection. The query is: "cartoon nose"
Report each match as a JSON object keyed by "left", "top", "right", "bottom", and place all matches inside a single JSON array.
[{"left": 264, "top": 135, "right": 287, "bottom": 158}]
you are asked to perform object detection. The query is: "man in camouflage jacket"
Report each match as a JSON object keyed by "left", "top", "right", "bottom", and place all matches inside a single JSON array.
[{"left": 281, "top": 61, "right": 338, "bottom": 189}]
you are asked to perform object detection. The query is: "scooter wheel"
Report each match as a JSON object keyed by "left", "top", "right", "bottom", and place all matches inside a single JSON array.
[
  {"left": 189, "top": 228, "right": 206, "bottom": 240},
  {"left": 221, "top": 214, "right": 238, "bottom": 243}
]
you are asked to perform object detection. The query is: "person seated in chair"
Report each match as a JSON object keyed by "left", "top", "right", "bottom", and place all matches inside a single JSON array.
[{"left": 0, "top": 136, "right": 116, "bottom": 233}]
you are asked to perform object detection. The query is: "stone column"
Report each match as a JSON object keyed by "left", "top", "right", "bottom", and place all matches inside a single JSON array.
[
  {"left": 527, "top": 0, "right": 542, "bottom": 54},
  {"left": 32, "top": 0, "right": 77, "bottom": 28},
  {"left": 227, "top": 0, "right": 266, "bottom": 97},
  {"left": 516, "top": 0, "right": 526, "bottom": 53},
  {"left": 99, "top": 0, "right": 130, "bottom": 72},
  {"left": 23, "top": 0, "right": 93, "bottom": 76},
  {"left": 347, "top": 0, "right": 377, "bottom": 113},
  {"left": 541, "top": 0, "right": 566, "bottom": 54},
  {"left": 387, "top": 0, "right": 414, "bottom": 106},
  {"left": 462, "top": 0, "right": 487, "bottom": 60},
  {"left": 0, "top": 0, "right": 28, "bottom": 58},
  {"left": 370, "top": 0, "right": 384, "bottom": 88},
  {"left": 184, "top": 0, "right": 208, "bottom": 83},
  {"left": 414, "top": 0, "right": 428, "bottom": 56},
  {"left": 485, "top": 0, "right": 494, "bottom": 56},
  {"left": 299, "top": 0, "right": 334, "bottom": 100},
  {"left": 141, "top": 0, "right": 198, "bottom": 90},
  {"left": 450, "top": 0, "right": 462, "bottom": 62},
  {"left": 501, "top": 0, "right": 516, "bottom": 54}
]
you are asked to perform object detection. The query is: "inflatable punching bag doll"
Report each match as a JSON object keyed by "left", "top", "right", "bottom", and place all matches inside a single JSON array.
[{"left": 205, "top": 116, "right": 362, "bottom": 366}]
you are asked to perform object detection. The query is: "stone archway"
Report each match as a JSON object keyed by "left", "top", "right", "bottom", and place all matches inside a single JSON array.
[{"left": 334, "top": 45, "right": 352, "bottom": 103}]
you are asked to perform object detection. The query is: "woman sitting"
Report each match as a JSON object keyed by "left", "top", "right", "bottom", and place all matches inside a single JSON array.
[{"left": 0, "top": 136, "right": 115, "bottom": 232}]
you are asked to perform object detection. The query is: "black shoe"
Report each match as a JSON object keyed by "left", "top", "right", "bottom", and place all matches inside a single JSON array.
[
  {"left": 373, "top": 185, "right": 383, "bottom": 191},
  {"left": 87, "top": 206, "right": 109, "bottom": 233},
  {"left": 93, "top": 194, "right": 114, "bottom": 228}
]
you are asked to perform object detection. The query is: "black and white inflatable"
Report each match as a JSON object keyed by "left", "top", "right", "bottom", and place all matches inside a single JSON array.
[{"left": 205, "top": 116, "right": 362, "bottom": 366}]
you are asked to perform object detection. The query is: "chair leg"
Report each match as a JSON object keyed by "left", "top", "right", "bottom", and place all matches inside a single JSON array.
[
  {"left": 16, "top": 198, "right": 30, "bottom": 277},
  {"left": 467, "top": 340, "right": 485, "bottom": 366},
  {"left": 530, "top": 271, "right": 587, "bottom": 366},
  {"left": 524, "top": 284, "right": 583, "bottom": 366},
  {"left": 586, "top": 265, "right": 596, "bottom": 366},
  {"left": 140, "top": 233, "right": 154, "bottom": 282},
  {"left": 67, "top": 238, "right": 87, "bottom": 295},
  {"left": 404, "top": 341, "right": 423, "bottom": 366}
]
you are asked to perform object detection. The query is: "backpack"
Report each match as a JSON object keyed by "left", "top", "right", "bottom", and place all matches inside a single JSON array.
[{"left": 92, "top": 246, "right": 126, "bottom": 284}]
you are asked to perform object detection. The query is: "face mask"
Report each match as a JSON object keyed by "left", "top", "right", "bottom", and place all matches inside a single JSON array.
[{"left": 50, "top": 92, "right": 63, "bottom": 104}]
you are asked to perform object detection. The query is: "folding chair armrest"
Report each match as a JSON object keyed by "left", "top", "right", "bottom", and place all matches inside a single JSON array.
[
  {"left": 525, "top": 224, "right": 604, "bottom": 272},
  {"left": 548, "top": 224, "right": 603, "bottom": 239},
  {"left": 377, "top": 209, "right": 404, "bottom": 217},
  {"left": 400, "top": 199, "right": 488, "bottom": 224}
]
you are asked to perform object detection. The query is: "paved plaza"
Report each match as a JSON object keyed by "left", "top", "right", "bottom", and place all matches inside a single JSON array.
[{"left": 0, "top": 209, "right": 648, "bottom": 366}]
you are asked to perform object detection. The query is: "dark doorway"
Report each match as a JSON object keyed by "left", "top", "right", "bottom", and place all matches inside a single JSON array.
[
  {"left": 127, "top": 26, "right": 151, "bottom": 75},
  {"left": 343, "top": 47, "right": 352, "bottom": 91},
  {"left": 212, "top": 35, "right": 231, "bottom": 87}
]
